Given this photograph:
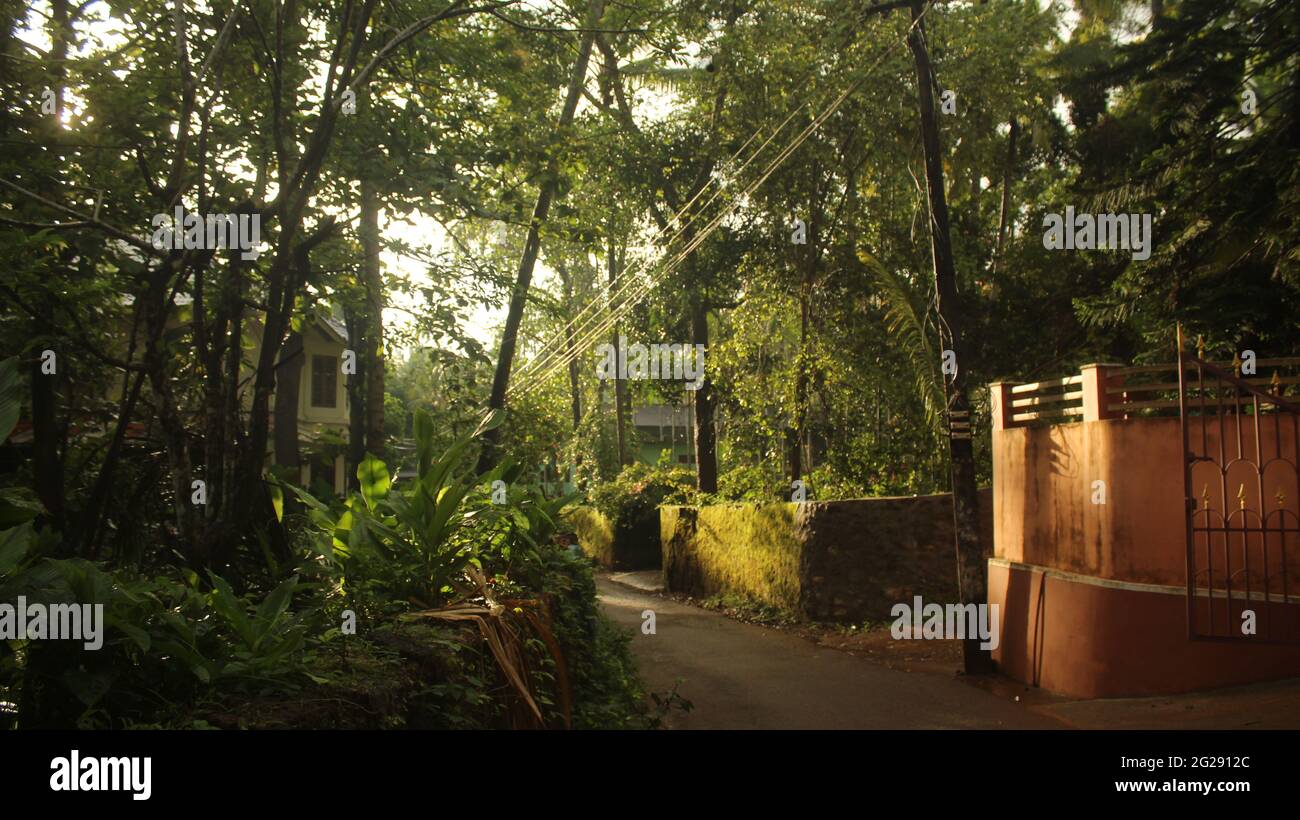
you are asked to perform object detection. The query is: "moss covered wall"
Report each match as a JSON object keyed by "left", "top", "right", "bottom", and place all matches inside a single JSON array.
[
  {"left": 662, "top": 490, "right": 992, "bottom": 622},
  {"left": 662, "top": 503, "right": 802, "bottom": 611},
  {"left": 566, "top": 506, "right": 615, "bottom": 568}
]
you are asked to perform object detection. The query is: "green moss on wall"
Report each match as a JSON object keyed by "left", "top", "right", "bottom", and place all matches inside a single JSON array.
[
  {"left": 566, "top": 506, "right": 614, "bottom": 568},
  {"left": 662, "top": 503, "right": 802, "bottom": 613}
]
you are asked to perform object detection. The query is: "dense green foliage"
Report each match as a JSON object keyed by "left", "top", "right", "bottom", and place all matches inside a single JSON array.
[
  {"left": 661, "top": 503, "right": 802, "bottom": 612},
  {"left": 0, "top": 400, "right": 647, "bottom": 729},
  {"left": 1, "top": 0, "right": 1296, "bottom": 728}
]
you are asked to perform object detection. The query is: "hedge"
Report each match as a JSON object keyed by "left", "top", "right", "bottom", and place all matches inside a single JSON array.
[{"left": 661, "top": 490, "right": 991, "bottom": 622}]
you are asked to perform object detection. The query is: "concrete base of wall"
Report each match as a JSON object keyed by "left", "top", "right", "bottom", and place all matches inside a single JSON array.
[{"left": 990, "top": 558, "right": 1300, "bottom": 698}]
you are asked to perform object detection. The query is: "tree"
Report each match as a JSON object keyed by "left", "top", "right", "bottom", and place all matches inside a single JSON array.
[{"left": 479, "top": 0, "right": 609, "bottom": 471}]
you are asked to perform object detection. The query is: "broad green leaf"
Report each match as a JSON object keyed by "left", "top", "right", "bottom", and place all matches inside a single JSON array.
[
  {"left": 357, "top": 454, "right": 390, "bottom": 511},
  {"left": 108, "top": 616, "right": 152, "bottom": 652},
  {"left": 59, "top": 667, "right": 116, "bottom": 707},
  {"left": 0, "top": 487, "right": 42, "bottom": 528},
  {"left": 254, "top": 576, "right": 298, "bottom": 643},
  {"left": 414, "top": 410, "right": 434, "bottom": 474},
  {"left": 206, "top": 572, "right": 256, "bottom": 648},
  {"left": 473, "top": 408, "right": 505, "bottom": 437},
  {"left": 0, "top": 522, "right": 35, "bottom": 576},
  {"left": 268, "top": 483, "right": 284, "bottom": 522}
]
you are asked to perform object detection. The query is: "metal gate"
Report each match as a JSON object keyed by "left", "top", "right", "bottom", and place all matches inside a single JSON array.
[{"left": 1178, "top": 333, "right": 1300, "bottom": 643}]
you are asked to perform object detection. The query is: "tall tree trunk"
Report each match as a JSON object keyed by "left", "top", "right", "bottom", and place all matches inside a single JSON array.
[
  {"left": 30, "top": 332, "right": 63, "bottom": 525},
  {"left": 194, "top": 259, "right": 231, "bottom": 537},
  {"left": 596, "top": 375, "right": 608, "bottom": 474},
  {"left": 609, "top": 238, "right": 629, "bottom": 467},
  {"left": 785, "top": 288, "right": 806, "bottom": 483},
  {"left": 691, "top": 299, "right": 718, "bottom": 493},
  {"left": 226, "top": 231, "right": 330, "bottom": 569},
  {"left": 909, "top": 1, "right": 991, "bottom": 675},
  {"left": 82, "top": 368, "right": 145, "bottom": 558},
  {"left": 478, "top": 0, "right": 607, "bottom": 472},
  {"left": 556, "top": 260, "right": 583, "bottom": 489},
  {"left": 344, "top": 305, "right": 367, "bottom": 492},
  {"left": 567, "top": 333, "right": 582, "bottom": 435},
  {"left": 220, "top": 266, "right": 245, "bottom": 512},
  {"left": 993, "top": 119, "right": 1018, "bottom": 274},
  {"left": 144, "top": 264, "right": 198, "bottom": 562},
  {"left": 274, "top": 331, "right": 305, "bottom": 475},
  {"left": 791, "top": 201, "right": 818, "bottom": 485},
  {"left": 360, "top": 179, "right": 386, "bottom": 460},
  {"left": 30, "top": 0, "right": 72, "bottom": 540},
  {"left": 556, "top": 262, "right": 583, "bottom": 434}
]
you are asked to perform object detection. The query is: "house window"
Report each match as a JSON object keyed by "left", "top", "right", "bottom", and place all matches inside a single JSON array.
[{"left": 311, "top": 355, "right": 337, "bottom": 408}]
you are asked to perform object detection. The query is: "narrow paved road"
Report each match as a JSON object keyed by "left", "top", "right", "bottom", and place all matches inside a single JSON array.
[{"left": 597, "top": 576, "right": 1065, "bottom": 729}]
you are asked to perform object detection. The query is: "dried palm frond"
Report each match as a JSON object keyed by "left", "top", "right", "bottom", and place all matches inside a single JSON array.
[{"left": 401, "top": 568, "right": 572, "bottom": 729}]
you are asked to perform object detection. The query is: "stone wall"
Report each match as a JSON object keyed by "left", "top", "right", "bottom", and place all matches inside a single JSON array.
[
  {"left": 662, "top": 489, "right": 992, "bottom": 622},
  {"left": 566, "top": 506, "right": 614, "bottom": 567}
]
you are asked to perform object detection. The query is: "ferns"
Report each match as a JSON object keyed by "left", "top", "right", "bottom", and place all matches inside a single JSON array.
[{"left": 857, "top": 250, "right": 946, "bottom": 434}]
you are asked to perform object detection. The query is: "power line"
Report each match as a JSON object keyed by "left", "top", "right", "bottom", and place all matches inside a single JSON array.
[
  {"left": 509, "top": 9, "right": 927, "bottom": 397},
  {"left": 507, "top": 2, "right": 903, "bottom": 393},
  {"left": 508, "top": 9, "right": 928, "bottom": 400}
]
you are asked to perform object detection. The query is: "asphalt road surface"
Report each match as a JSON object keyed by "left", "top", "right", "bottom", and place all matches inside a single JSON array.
[{"left": 597, "top": 575, "right": 1065, "bottom": 729}]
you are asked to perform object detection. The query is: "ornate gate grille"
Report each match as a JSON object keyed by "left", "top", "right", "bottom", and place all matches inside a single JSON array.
[{"left": 1178, "top": 337, "right": 1300, "bottom": 643}]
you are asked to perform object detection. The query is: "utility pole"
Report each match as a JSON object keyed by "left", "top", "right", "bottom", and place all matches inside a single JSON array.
[
  {"left": 906, "top": 0, "right": 992, "bottom": 674},
  {"left": 853, "top": 0, "right": 992, "bottom": 674}
]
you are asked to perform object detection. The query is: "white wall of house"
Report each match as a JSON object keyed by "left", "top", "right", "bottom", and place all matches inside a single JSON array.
[
  {"left": 297, "top": 324, "right": 350, "bottom": 426},
  {"left": 292, "top": 322, "right": 350, "bottom": 494}
]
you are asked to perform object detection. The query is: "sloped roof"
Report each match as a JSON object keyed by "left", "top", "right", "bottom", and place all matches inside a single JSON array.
[{"left": 318, "top": 315, "right": 349, "bottom": 344}]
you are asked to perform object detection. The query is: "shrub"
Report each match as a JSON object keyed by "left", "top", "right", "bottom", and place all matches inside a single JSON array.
[
  {"left": 585, "top": 463, "right": 696, "bottom": 570},
  {"left": 566, "top": 506, "right": 614, "bottom": 567},
  {"left": 715, "top": 463, "right": 786, "bottom": 502},
  {"left": 0, "top": 406, "right": 649, "bottom": 730}
]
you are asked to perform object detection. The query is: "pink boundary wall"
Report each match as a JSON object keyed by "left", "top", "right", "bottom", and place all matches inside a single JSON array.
[{"left": 989, "top": 370, "right": 1300, "bottom": 697}]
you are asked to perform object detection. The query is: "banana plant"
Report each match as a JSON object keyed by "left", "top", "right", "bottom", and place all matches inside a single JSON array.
[{"left": 284, "top": 408, "right": 514, "bottom": 606}]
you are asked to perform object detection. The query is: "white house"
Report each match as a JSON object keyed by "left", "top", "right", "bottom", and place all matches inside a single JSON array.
[
  {"left": 264, "top": 315, "right": 352, "bottom": 496},
  {"left": 107, "top": 298, "right": 355, "bottom": 496}
]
